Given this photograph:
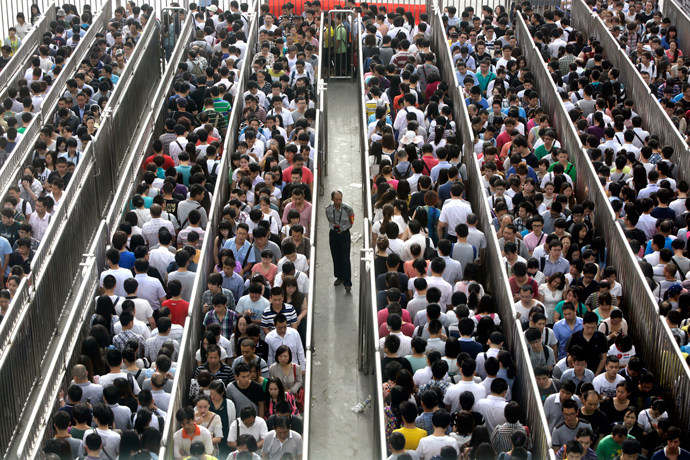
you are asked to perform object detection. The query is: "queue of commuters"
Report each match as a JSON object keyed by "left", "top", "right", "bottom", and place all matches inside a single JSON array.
[
  {"left": 359, "top": 1, "right": 690, "bottom": 459},
  {"left": 39, "top": 0, "right": 328, "bottom": 458}
]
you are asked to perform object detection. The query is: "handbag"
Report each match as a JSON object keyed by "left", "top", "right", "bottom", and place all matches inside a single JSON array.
[{"left": 293, "top": 364, "right": 305, "bottom": 414}]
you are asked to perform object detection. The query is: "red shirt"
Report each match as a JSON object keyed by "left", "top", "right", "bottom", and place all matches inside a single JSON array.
[
  {"left": 282, "top": 165, "right": 314, "bottom": 184},
  {"left": 143, "top": 154, "right": 175, "bottom": 170},
  {"left": 421, "top": 155, "right": 439, "bottom": 175},
  {"left": 496, "top": 131, "right": 512, "bottom": 152},
  {"left": 379, "top": 321, "right": 415, "bottom": 338},
  {"left": 378, "top": 307, "right": 412, "bottom": 326},
  {"left": 163, "top": 298, "right": 190, "bottom": 326}
]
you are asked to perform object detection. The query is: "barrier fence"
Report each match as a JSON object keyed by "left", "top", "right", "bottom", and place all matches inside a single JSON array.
[
  {"left": 157, "top": 9, "right": 259, "bottom": 458},
  {"left": 355, "top": 12, "right": 387, "bottom": 459},
  {"left": 571, "top": 0, "right": 690, "bottom": 182},
  {"left": 514, "top": 9, "right": 690, "bottom": 437},
  {"left": 0, "top": 3, "right": 56, "bottom": 96},
  {"left": 428, "top": 5, "right": 556, "bottom": 458},
  {"left": 17, "top": 6, "right": 189, "bottom": 452},
  {"left": 0, "top": 0, "right": 110, "bottom": 200},
  {"left": 0, "top": 0, "right": 112, "bottom": 364},
  {"left": 0, "top": 7, "right": 163, "bottom": 454}
]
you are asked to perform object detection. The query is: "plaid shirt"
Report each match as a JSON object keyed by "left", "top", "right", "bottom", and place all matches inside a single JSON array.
[
  {"left": 203, "top": 308, "right": 238, "bottom": 340},
  {"left": 513, "top": 217, "right": 527, "bottom": 234},
  {"left": 558, "top": 54, "right": 576, "bottom": 75},
  {"left": 202, "top": 288, "right": 236, "bottom": 312},
  {"left": 113, "top": 330, "right": 146, "bottom": 357},
  {"left": 418, "top": 379, "right": 451, "bottom": 397},
  {"left": 415, "top": 411, "right": 451, "bottom": 435},
  {"left": 649, "top": 152, "right": 662, "bottom": 165}
]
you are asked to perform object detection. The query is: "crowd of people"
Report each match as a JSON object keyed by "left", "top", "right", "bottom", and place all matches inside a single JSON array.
[
  {"left": 37, "top": 0, "right": 328, "bottom": 458},
  {"left": 359, "top": 1, "right": 690, "bottom": 459}
]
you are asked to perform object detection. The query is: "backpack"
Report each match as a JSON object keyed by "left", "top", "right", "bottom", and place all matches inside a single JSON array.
[
  {"left": 394, "top": 162, "right": 412, "bottom": 180},
  {"left": 208, "top": 161, "right": 220, "bottom": 183},
  {"left": 423, "top": 237, "right": 438, "bottom": 260},
  {"left": 189, "top": 59, "right": 205, "bottom": 78}
]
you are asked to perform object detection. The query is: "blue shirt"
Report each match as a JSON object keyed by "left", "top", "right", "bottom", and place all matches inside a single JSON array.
[
  {"left": 456, "top": 70, "right": 479, "bottom": 85},
  {"left": 223, "top": 238, "right": 256, "bottom": 266},
  {"left": 554, "top": 317, "right": 583, "bottom": 360},
  {"left": 465, "top": 96, "right": 489, "bottom": 109},
  {"left": 651, "top": 448, "right": 690, "bottom": 459},
  {"left": 645, "top": 236, "right": 673, "bottom": 255},
  {"left": 119, "top": 251, "right": 136, "bottom": 270},
  {"left": 221, "top": 271, "right": 245, "bottom": 305},
  {"left": 0, "top": 236, "right": 11, "bottom": 277}
]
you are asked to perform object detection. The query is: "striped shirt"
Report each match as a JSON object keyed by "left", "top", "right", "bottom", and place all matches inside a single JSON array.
[
  {"left": 201, "top": 108, "right": 227, "bottom": 132},
  {"left": 145, "top": 334, "right": 180, "bottom": 362},
  {"left": 260, "top": 303, "right": 298, "bottom": 331},
  {"left": 212, "top": 97, "right": 230, "bottom": 121},
  {"left": 195, "top": 362, "right": 235, "bottom": 385}
]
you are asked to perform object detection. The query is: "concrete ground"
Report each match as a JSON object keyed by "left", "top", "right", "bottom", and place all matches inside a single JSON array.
[{"left": 308, "top": 79, "right": 375, "bottom": 457}]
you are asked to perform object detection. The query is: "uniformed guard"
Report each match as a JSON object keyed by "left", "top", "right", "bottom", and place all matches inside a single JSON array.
[{"left": 325, "top": 189, "right": 355, "bottom": 292}]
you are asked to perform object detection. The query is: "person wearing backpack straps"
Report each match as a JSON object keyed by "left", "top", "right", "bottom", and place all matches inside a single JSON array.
[
  {"left": 223, "top": 222, "right": 256, "bottom": 279},
  {"left": 525, "top": 327, "right": 555, "bottom": 373},
  {"left": 76, "top": 404, "right": 120, "bottom": 460}
]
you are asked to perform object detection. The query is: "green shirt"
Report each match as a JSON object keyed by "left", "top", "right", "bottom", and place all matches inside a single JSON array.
[
  {"left": 548, "top": 161, "right": 577, "bottom": 183},
  {"left": 535, "top": 144, "right": 556, "bottom": 160},
  {"left": 596, "top": 434, "right": 636, "bottom": 459},
  {"left": 212, "top": 97, "right": 230, "bottom": 122},
  {"left": 476, "top": 71, "right": 496, "bottom": 95},
  {"left": 334, "top": 24, "right": 347, "bottom": 54}
]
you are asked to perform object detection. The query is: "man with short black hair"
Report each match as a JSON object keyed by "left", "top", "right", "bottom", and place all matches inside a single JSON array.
[
  {"left": 552, "top": 399, "right": 593, "bottom": 454},
  {"left": 226, "top": 363, "right": 266, "bottom": 416}
]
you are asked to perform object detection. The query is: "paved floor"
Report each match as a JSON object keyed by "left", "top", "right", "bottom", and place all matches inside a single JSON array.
[{"left": 309, "top": 79, "right": 375, "bottom": 457}]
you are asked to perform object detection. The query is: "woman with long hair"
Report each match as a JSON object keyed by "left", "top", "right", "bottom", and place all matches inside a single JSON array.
[
  {"left": 265, "top": 377, "right": 299, "bottom": 418},
  {"left": 196, "top": 331, "right": 228, "bottom": 366},
  {"left": 230, "top": 313, "right": 253, "bottom": 359},
  {"left": 194, "top": 394, "right": 224, "bottom": 455},
  {"left": 90, "top": 295, "right": 118, "bottom": 335},
  {"left": 268, "top": 345, "right": 303, "bottom": 394}
]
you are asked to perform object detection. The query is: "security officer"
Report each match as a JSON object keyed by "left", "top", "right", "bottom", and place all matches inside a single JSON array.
[{"left": 325, "top": 190, "right": 355, "bottom": 292}]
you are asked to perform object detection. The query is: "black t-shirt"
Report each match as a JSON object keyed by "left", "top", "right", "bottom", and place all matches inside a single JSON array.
[
  {"left": 47, "top": 171, "right": 73, "bottom": 186},
  {"left": 641, "top": 430, "right": 665, "bottom": 456},
  {"left": 600, "top": 398, "right": 627, "bottom": 425},
  {"left": 566, "top": 330, "right": 608, "bottom": 372},
  {"left": 578, "top": 408, "right": 609, "bottom": 439},
  {"left": 680, "top": 97, "right": 690, "bottom": 113},
  {"left": 233, "top": 381, "right": 266, "bottom": 405},
  {"left": 382, "top": 356, "right": 413, "bottom": 374},
  {"left": 164, "top": 197, "right": 180, "bottom": 219},
  {"left": 624, "top": 228, "right": 647, "bottom": 245}
]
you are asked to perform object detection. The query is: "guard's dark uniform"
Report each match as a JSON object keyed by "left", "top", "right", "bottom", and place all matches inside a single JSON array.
[{"left": 325, "top": 202, "right": 355, "bottom": 287}]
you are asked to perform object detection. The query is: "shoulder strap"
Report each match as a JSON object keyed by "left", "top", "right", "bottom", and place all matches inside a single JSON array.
[
  {"left": 416, "top": 325, "right": 424, "bottom": 337},
  {"left": 540, "top": 256, "right": 546, "bottom": 272},
  {"left": 672, "top": 257, "right": 687, "bottom": 281}
]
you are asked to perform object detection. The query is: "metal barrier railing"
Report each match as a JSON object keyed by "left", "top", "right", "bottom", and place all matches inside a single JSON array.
[
  {"left": 0, "top": 0, "right": 110, "bottom": 201},
  {"left": 524, "top": 6, "right": 690, "bottom": 436},
  {"left": 18, "top": 8, "right": 188, "bottom": 452},
  {"left": 0, "top": 3, "right": 56, "bottom": 96},
  {"left": 356, "top": 20, "right": 387, "bottom": 460},
  {"left": 571, "top": 0, "right": 690, "bottom": 182},
  {"left": 0, "top": 0, "right": 112, "bottom": 363},
  {"left": 428, "top": 6, "right": 556, "bottom": 458},
  {"left": 0, "top": 7, "right": 165, "bottom": 454},
  {"left": 157, "top": 8, "right": 260, "bottom": 458},
  {"left": 4, "top": 221, "right": 105, "bottom": 458}
]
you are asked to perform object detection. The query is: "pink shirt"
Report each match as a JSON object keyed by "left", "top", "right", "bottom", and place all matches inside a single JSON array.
[
  {"left": 378, "top": 307, "right": 412, "bottom": 326},
  {"left": 523, "top": 231, "right": 547, "bottom": 252},
  {"left": 282, "top": 201, "right": 313, "bottom": 237},
  {"left": 252, "top": 263, "right": 278, "bottom": 286}
]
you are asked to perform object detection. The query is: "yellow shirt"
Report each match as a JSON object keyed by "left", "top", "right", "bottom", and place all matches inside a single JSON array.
[{"left": 393, "top": 426, "right": 428, "bottom": 450}]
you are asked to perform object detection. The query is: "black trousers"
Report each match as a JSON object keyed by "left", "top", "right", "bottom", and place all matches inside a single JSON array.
[{"left": 329, "top": 229, "right": 352, "bottom": 286}]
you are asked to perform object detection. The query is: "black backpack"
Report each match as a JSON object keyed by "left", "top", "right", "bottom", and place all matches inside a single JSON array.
[
  {"left": 423, "top": 237, "right": 438, "bottom": 260},
  {"left": 394, "top": 162, "right": 412, "bottom": 180}
]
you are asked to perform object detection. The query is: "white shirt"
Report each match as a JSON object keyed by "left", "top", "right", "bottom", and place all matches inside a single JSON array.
[
  {"left": 443, "top": 380, "right": 487, "bottom": 413},
  {"left": 474, "top": 395, "right": 508, "bottom": 432},
  {"left": 100, "top": 267, "right": 134, "bottom": 297},
  {"left": 149, "top": 246, "right": 176, "bottom": 279},
  {"left": 379, "top": 331, "right": 412, "bottom": 357},
  {"left": 265, "top": 327, "right": 306, "bottom": 371},
  {"left": 133, "top": 273, "right": 166, "bottom": 310},
  {"left": 227, "top": 416, "right": 268, "bottom": 443},
  {"left": 113, "top": 318, "right": 151, "bottom": 339},
  {"left": 29, "top": 211, "right": 51, "bottom": 242},
  {"left": 401, "top": 233, "right": 431, "bottom": 262},
  {"left": 439, "top": 199, "right": 472, "bottom": 236},
  {"left": 115, "top": 297, "right": 154, "bottom": 325},
  {"left": 173, "top": 424, "right": 214, "bottom": 456},
  {"left": 141, "top": 217, "right": 176, "bottom": 246},
  {"left": 99, "top": 372, "right": 141, "bottom": 394},
  {"left": 276, "top": 254, "right": 309, "bottom": 274},
  {"left": 415, "top": 435, "right": 458, "bottom": 460},
  {"left": 592, "top": 373, "right": 625, "bottom": 399},
  {"left": 424, "top": 276, "right": 454, "bottom": 308}
]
